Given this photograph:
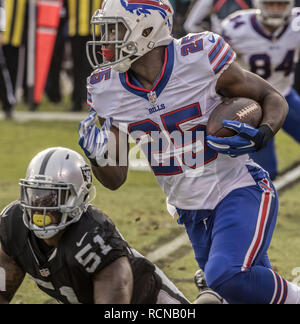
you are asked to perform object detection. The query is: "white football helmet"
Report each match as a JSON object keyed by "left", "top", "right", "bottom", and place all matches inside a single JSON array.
[
  {"left": 86, "top": 0, "right": 174, "bottom": 72},
  {"left": 20, "top": 147, "right": 94, "bottom": 239},
  {"left": 256, "top": 0, "right": 295, "bottom": 27}
]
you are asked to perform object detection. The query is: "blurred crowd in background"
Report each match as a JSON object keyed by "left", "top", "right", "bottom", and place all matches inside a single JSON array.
[{"left": 0, "top": 0, "right": 299, "bottom": 119}]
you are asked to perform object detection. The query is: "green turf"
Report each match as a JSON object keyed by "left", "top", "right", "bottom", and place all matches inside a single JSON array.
[
  {"left": 268, "top": 182, "right": 300, "bottom": 281},
  {"left": 0, "top": 118, "right": 299, "bottom": 303},
  {"left": 275, "top": 130, "right": 300, "bottom": 173}
]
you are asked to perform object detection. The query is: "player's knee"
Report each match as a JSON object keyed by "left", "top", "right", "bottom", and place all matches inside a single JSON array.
[
  {"left": 205, "top": 257, "right": 259, "bottom": 303},
  {"left": 205, "top": 255, "right": 237, "bottom": 291}
]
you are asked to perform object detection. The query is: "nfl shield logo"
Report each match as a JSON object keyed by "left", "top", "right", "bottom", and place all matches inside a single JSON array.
[
  {"left": 147, "top": 91, "right": 158, "bottom": 106},
  {"left": 40, "top": 268, "right": 51, "bottom": 278}
]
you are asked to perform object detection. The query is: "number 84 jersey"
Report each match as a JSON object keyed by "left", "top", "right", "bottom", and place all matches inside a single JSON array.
[
  {"left": 88, "top": 32, "right": 262, "bottom": 211},
  {"left": 222, "top": 8, "right": 300, "bottom": 97}
]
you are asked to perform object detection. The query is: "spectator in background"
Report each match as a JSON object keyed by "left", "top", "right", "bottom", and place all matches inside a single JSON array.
[
  {"left": 0, "top": 0, "right": 27, "bottom": 118},
  {"left": 184, "top": 0, "right": 253, "bottom": 34},
  {"left": 67, "top": 0, "right": 103, "bottom": 112},
  {"left": 45, "top": 0, "right": 68, "bottom": 105}
]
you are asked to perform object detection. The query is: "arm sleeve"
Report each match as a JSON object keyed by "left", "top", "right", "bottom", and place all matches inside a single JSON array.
[
  {"left": 91, "top": 219, "right": 130, "bottom": 274},
  {"left": 205, "top": 32, "right": 236, "bottom": 75},
  {"left": 86, "top": 76, "right": 96, "bottom": 112},
  {"left": 86, "top": 69, "right": 113, "bottom": 119},
  {"left": 87, "top": 90, "right": 95, "bottom": 112},
  {"left": 73, "top": 215, "right": 130, "bottom": 277}
]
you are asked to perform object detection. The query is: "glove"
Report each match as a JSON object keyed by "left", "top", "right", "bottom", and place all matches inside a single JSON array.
[
  {"left": 206, "top": 120, "right": 273, "bottom": 157},
  {"left": 78, "top": 111, "right": 113, "bottom": 166}
]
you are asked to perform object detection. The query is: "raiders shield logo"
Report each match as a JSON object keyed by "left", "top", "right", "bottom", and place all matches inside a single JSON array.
[{"left": 81, "top": 165, "right": 92, "bottom": 183}]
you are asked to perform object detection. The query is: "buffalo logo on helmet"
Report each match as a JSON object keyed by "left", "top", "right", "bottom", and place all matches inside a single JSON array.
[{"left": 120, "top": 0, "right": 172, "bottom": 19}]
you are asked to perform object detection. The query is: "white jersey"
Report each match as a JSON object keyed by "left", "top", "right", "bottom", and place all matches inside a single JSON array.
[
  {"left": 222, "top": 8, "right": 300, "bottom": 96},
  {"left": 88, "top": 32, "right": 261, "bottom": 211}
]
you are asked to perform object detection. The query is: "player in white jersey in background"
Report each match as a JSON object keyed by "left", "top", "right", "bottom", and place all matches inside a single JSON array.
[
  {"left": 78, "top": 0, "right": 300, "bottom": 303},
  {"left": 184, "top": 0, "right": 254, "bottom": 35},
  {"left": 222, "top": 0, "right": 300, "bottom": 179}
]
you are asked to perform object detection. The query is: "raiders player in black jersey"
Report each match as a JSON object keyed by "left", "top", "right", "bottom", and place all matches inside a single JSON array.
[{"left": 0, "top": 147, "right": 189, "bottom": 304}]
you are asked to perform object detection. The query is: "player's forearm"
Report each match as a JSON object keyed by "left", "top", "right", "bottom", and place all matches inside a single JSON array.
[
  {"left": 240, "top": 70, "right": 289, "bottom": 134},
  {"left": 0, "top": 249, "right": 25, "bottom": 303},
  {"left": 217, "top": 64, "right": 289, "bottom": 135},
  {"left": 92, "top": 165, "right": 128, "bottom": 190},
  {"left": 259, "top": 90, "right": 289, "bottom": 135}
]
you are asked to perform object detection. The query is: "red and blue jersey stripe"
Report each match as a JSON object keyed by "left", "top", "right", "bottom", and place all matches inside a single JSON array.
[
  {"left": 87, "top": 91, "right": 95, "bottom": 112},
  {"left": 208, "top": 36, "right": 236, "bottom": 74}
]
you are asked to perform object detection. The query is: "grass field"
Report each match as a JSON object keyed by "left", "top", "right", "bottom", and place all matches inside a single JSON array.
[{"left": 0, "top": 113, "right": 300, "bottom": 304}]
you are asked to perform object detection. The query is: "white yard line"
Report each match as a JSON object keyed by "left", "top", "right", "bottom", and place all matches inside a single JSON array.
[
  {"left": 0, "top": 111, "right": 87, "bottom": 122},
  {"left": 274, "top": 165, "right": 300, "bottom": 191},
  {"left": 146, "top": 232, "right": 190, "bottom": 263}
]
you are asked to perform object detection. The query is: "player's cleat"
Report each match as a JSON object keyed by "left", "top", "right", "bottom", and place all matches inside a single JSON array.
[
  {"left": 193, "top": 269, "right": 224, "bottom": 304},
  {"left": 194, "top": 269, "right": 208, "bottom": 292}
]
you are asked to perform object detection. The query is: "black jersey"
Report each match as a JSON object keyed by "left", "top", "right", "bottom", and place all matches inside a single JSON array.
[{"left": 0, "top": 202, "right": 188, "bottom": 304}]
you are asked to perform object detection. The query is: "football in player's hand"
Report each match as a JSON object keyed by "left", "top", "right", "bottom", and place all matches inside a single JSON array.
[{"left": 206, "top": 97, "right": 263, "bottom": 137}]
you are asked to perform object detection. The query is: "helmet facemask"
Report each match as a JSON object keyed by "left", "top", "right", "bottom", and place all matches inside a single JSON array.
[
  {"left": 19, "top": 147, "right": 95, "bottom": 240},
  {"left": 87, "top": 13, "right": 138, "bottom": 72},
  {"left": 256, "top": 0, "right": 295, "bottom": 27},
  {"left": 86, "top": 0, "right": 174, "bottom": 73},
  {"left": 20, "top": 178, "right": 90, "bottom": 239}
]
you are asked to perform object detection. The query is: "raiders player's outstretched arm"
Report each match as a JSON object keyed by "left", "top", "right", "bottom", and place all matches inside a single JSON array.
[
  {"left": 91, "top": 119, "right": 129, "bottom": 191},
  {"left": 93, "top": 256, "right": 134, "bottom": 304},
  {"left": 216, "top": 61, "right": 289, "bottom": 135},
  {"left": 0, "top": 248, "right": 25, "bottom": 304}
]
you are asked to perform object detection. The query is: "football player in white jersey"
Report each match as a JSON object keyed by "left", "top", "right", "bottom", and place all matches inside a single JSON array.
[
  {"left": 78, "top": 0, "right": 300, "bottom": 303},
  {"left": 222, "top": 0, "right": 300, "bottom": 179}
]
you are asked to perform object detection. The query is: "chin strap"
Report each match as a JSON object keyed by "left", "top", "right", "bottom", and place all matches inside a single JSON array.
[
  {"left": 112, "top": 56, "right": 142, "bottom": 73},
  {"left": 112, "top": 58, "right": 132, "bottom": 73}
]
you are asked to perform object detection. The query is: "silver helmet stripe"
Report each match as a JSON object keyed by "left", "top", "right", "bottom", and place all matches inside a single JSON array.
[{"left": 38, "top": 148, "right": 57, "bottom": 175}]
